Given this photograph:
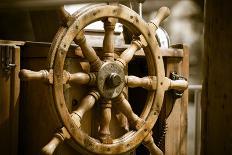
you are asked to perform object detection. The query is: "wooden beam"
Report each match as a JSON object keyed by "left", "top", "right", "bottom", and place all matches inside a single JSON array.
[
  {"left": 201, "top": 0, "right": 232, "bottom": 154},
  {"left": 0, "top": 0, "right": 127, "bottom": 8}
]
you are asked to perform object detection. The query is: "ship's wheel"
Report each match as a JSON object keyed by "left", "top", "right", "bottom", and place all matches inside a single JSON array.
[{"left": 19, "top": 3, "right": 188, "bottom": 155}]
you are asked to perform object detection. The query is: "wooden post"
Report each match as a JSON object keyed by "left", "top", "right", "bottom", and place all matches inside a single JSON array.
[
  {"left": 0, "top": 44, "right": 20, "bottom": 155},
  {"left": 162, "top": 44, "right": 188, "bottom": 155},
  {"left": 201, "top": 0, "right": 232, "bottom": 154}
]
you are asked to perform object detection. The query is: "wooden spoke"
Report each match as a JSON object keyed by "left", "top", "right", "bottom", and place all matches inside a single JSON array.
[
  {"left": 125, "top": 75, "right": 157, "bottom": 90},
  {"left": 71, "top": 90, "right": 100, "bottom": 128},
  {"left": 114, "top": 107, "right": 129, "bottom": 131},
  {"left": 116, "top": 39, "right": 142, "bottom": 67},
  {"left": 66, "top": 72, "right": 96, "bottom": 85},
  {"left": 143, "top": 131, "right": 163, "bottom": 155},
  {"left": 126, "top": 76, "right": 188, "bottom": 92},
  {"left": 102, "top": 18, "right": 116, "bottom": 60},
  {"left": 19, "top": 69, "right": 96, "bottom": 85},
  {"left": 99, "top": 100, "right": 113, "bottom": 144},
  {"left": 19, "top": 69, "right": 48, "bottom": 81},
  {"left": 112, "top": 94, "right": 144, "bottom": 130},
  {"left": 74, "top": 31, "right": 102, "bottom": 71},
  {"left": 19, "top": 69, "right": 52, "bottom": 83}
]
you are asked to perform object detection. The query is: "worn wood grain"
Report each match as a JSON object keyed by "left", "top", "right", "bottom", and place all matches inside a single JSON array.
[{"left": 201, "top": 0, "right": 232, "bottom": 154}]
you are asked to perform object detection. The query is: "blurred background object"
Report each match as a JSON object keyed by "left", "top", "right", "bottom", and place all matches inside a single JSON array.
[
  {"left": 166, "top": 0, "right": 203, "bottom": 85},
  {"left": 145, "top": 1, "right": 203, "bottom": 155},
  {"left": 163, "top": 1, "right": 203, "bottom": 155}
]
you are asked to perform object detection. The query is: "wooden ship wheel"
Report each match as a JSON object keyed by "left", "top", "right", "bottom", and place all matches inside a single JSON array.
[{"left": 19, "top": 3, "right": 188, "bottom": 155}]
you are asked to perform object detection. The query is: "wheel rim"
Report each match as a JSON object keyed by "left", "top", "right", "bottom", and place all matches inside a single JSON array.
[{"left": 51, "top": 4, "right": 166, "bottom": 154}]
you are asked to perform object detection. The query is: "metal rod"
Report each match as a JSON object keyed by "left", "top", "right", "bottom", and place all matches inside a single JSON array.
[
  {"left": 188, "top": 84, "right": 202, "bottom": 90},
  {"left": 139, "top": 3, "right": 142, "bottom": 17}
]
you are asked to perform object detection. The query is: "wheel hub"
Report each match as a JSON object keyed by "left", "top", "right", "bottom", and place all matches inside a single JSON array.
[
  {"left": 106, "top": 73, "right": 122, "bottom": 88},
  {"left": 97, "top": 61, "right": 125, "bottom": 99}
]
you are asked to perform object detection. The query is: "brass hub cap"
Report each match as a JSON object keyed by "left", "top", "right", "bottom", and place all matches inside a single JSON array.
[{"left": 97, "top": 61, "right": 125, "bottom": 99}]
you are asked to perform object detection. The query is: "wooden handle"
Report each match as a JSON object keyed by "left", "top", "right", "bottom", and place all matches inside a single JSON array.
[
  {"left": 143, "top": 132, "right": 163, "bottom": 155},
  {"left": 169, "top": 79, "right": 188, "bottom": 91},
  {"left": 41, "top": 133, "right": 64, "bottom": 155},
  {"left": 150, "top": 7, "right": 170, "bottom": 30},
  {"left": 164, "top": 77, "right": 188, "bottom": 91},
  {"left": 19, "top": 69, "right": 48, "bottom": 81}
]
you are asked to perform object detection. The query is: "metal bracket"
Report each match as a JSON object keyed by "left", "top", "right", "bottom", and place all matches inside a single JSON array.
[
  {"left": 170, "top": 72, "right": 187, "bottom": 98},
  {"left": 1, "top": 45, "right": 16, "bottom": 73}
]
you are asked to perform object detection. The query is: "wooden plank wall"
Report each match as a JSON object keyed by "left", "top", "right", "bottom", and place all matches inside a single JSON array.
[
  {"left": 201, "top": 0, "right": 232, "bottom": 154},
  {"left": 0, "top": 45, "right": 20, "bottom": 155}
]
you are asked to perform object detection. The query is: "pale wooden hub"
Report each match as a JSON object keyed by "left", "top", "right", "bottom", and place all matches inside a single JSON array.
[{"left": 97, "top": 61, "right": 125, "bottom": 99}]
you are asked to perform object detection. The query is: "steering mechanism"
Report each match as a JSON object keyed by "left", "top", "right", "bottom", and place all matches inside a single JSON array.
[{"left": 19, "top": 3, "right": 188, "bottom": 155}]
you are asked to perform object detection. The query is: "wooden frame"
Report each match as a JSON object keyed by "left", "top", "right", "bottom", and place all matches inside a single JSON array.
[{"left": 0, "top": 42, "right": 21, "bottom": 155}]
